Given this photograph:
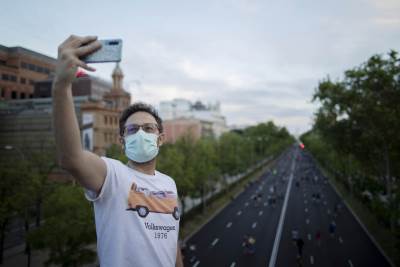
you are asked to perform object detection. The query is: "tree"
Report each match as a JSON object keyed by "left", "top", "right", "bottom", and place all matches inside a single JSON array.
[
  {"left": 29, "top": 184, "right": 96, "bottom": 267},
  {"left": 311, "top": 50, "right": 400, "bottom": 231},
  {"left": 0, "top": 160, "right": 25, "bottom": 264}
]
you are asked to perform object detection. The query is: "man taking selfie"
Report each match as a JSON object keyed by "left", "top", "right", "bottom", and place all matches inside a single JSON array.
[{"left": 52, "top": 35, "right": 183, "bottom": 267}]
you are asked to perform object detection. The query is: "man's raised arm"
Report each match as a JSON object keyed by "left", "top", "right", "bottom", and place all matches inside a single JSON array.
[{"left": 52, "top": 35, "right": 106, "bottom": 194}]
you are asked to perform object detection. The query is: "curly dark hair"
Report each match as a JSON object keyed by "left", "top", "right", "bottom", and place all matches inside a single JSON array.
[{"left": 119, "top": 102, "right": 163, "bottom": 136}]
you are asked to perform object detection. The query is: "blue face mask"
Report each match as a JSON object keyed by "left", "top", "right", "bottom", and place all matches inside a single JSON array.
[{"left": 124, "top": 129, "right": 159, "bottom": 163}]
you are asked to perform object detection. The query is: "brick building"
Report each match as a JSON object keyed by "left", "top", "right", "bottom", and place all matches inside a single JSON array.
[{"left": 0, "top": 44, "right": 56, "bottom": 100}]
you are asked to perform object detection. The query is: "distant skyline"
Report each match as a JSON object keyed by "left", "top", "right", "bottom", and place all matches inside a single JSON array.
[{"left": 2, "top": 0, "right": 399, "bottom": 135}]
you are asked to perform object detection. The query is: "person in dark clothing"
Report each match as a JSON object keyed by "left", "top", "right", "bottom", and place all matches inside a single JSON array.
[{"left": 296, "top": 238, "right": 304, "bottom": 256}]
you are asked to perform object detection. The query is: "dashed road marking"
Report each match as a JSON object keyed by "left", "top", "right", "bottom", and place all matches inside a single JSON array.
[
  {"left": 230, "top": 262, "right": 236, "bottom": 267},
  {"left": 304, "top": 200, "right": 308, "bottom": 204},
  {"left": 328, "top": 209, "right": 331, "bottom": 215},
  {"left": 237, "top": 210, "right": 242, "bottom": 216},
  {"left": 211, "top": 238, "right": 219, "bottom": 246},
  {"left": 264, "top": 202, "right": 268, "bottom": 206},
  {"left": 226, "top": 222, "right": 232, "bottom": 228},
  {"left": 306, "top": 218, "right": 310, "bottom": 224},
  {"left": 305, "top": 208, "right": 308, "bottom": 213},
  {"left": 252, "top": 222, "right": 257, "bottom": 228},
  {"left": 310, "top": 255, "right": 314, "bottom": 264},
  {"left": 193, "top": 261, "right": 200, "bottom": 267},
  {"left": 348, "top": 259, "right": 354, "bottom": 267},
  {"left": 245, "top": 202, "right": 249, "bottom": 207},
  {"left": 339, "top": 237, "right": 343, "bottom": 243},
  {"left": 259, "top": 211, "right": 263, "bottom": 216},
  {"left": 308, "top": 234, "right": 311, "bottom": 240}
]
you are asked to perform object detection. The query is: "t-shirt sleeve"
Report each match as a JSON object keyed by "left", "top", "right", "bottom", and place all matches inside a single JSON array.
[{"left": 84, "top": 156, "right": 119, "bottom": 202}]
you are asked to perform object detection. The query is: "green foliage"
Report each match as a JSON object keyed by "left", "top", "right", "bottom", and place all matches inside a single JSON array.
[
  {"left": 29, "top": 184, "right": 96, "bottom": 267},
  {"left": 106, "top": 144, "right": 128, "bottom": 163},
  {"left": 303, "top": 50, "right": 400, "bottom": 234}
]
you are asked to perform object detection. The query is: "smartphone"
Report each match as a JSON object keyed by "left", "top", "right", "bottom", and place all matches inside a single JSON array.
[{"left": 81, "top": 39, "right": 122, "bottom": 63}]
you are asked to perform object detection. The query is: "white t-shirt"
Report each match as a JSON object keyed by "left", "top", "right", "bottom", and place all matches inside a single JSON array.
[{"left": 85, "top": 157, "right": 180, "bottom": 267}]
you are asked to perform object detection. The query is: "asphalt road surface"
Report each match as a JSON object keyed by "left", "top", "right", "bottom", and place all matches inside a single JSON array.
[{"left": 183, "top": 146, "right": 391, "bottom": 267}]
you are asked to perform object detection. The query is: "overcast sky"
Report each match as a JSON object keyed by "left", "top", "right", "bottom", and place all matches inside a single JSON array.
[{"left": 2, "top": 0, "right": 399, "bottom": 135}]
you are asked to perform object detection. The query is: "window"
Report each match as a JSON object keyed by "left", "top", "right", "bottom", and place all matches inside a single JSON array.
[
  {"left": 10, "top": 75, "right": 17, "bottom": 82},
  {"left": 20, "top": 93, "right": 26, "bottom": 99},
  {"left": 28, "top": 63, "right": 35, "bottom": 71},
  {"left": 20, "top": 77, "right": 26, "bottom": 84},
  {"left": 2, "top": 74, "right": 9, "bottom": 81},
  {"left": 104, "top": 116, "right": 108, "bottom": 124},
  {"left": 37, "top": 66, "right": 43, "bottom": 73},
  {"left": 0, "top": 60, "right": 5, "bottom": 66},
  {"left": 29, "top": 80, "right": 35, "bottom": 86},
  {"left": 21, "top": 62, "right": 28, "bottom": 69},
  {"left": 29, "top": 94, "right": 33, "bottom": 98},
  {"left": 44, "top": 68, "right": 50, "bottom": 74},
  {"left": 11, "top": 91, "right": 17, "bottom": 99}
]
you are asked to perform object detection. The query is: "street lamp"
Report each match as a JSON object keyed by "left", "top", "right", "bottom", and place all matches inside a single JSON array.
[{"left": 3, "top": 145, "right": 25, "bottom": 160}]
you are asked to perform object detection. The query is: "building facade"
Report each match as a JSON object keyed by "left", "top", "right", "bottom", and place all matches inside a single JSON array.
[
  {"left": 159, "top": 98, "right": 228, "bottom": 142},
  {"left": 79, "top": 63, "right": 131, "bottom": 155},
  {"left": 0, "top": 63, "right": 131, "bottom": 159},
  {"left": 0, "top": 44, "right": 56, "bottom": 100}
]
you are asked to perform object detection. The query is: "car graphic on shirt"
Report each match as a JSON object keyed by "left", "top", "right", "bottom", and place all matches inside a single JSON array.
[{"left": 126, "top": 182, "right": 180, "bottom": 220}]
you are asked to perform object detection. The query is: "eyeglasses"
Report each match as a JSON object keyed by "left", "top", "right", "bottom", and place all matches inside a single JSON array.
[{"left": 124, "top": 123, "right": 159, "bottom": 136}]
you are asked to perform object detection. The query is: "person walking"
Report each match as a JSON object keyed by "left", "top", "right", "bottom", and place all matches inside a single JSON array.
[
  {"left": 296, "top": 238, "right": 305, "bottom": 256},
  {"left": 315, "top": 230, "right": 321, "bottom": 246},
  {"left": 329, "top": 221, "right": 337, "bottom": 237}
]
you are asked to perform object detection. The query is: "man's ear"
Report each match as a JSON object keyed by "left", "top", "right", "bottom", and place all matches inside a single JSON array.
[
  {"left": 158, "top": 133, "right": 165, "bottom": 147},
  {"left": 120, "top": 136, "right": 125, "bottom": 151}
]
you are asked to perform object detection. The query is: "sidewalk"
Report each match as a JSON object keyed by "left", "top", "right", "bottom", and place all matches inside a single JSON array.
[{"left": 1, "top": 243, "right": 98, "bottom": 267}]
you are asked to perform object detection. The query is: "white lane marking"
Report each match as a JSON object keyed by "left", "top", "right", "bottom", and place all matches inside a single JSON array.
[
  {"left": 237, "top": 210, "right": 242, "bottom": 216},
  {"left": 193, "top": 261, "right": 200, "bottom": 267},
  {"left": 230, "top": 262, "right": 236, "bottom": 267},
  {"left": 304, "top": 200, "right": 308, "bottom": 204},
  {"left": 324, "top": 201, "right": 327, "bottom": 206},
  {"left": 303, "top": 193, "right": 306, "bottom": 197},
  {"left": 264, "top": 202, "right": 268, "bottom": 206},
  {"left": 308, "top": 234, "right": 311, "bottom": 240},
  {"left": 268, "top": 155, "right": 297, "bottom": 267},
  {"left": 252, "top": 222, "right": 257, "bottom": 228},
  {"left": 348, "top": 259, "right": 354, "bottom": 267},
  {"left": 226, "top": 222, "right": 232, "bottom": 228},
  {"left": 339, "top": 237, "right": 343, "bottom": 243},
  {"left": 310, "top": 255, "right": 314, "bottom": 264},
  {"left": 211, "top": 238, "right": 219, "bottom": 246},
  {"left": 328, "top": 209, "right": 331, "bottom": 215},
  {"left": 306, "top": 218, "right": 310, "bottom": 224},
  {"left": 245, "top": 202, "right": 249, "bottom": 207},
  {"left": 259, "top": 211, "right": 263, "bottom": 216},
  {"left": 305, "top": 208, "right": 308, "bottom": 213}
]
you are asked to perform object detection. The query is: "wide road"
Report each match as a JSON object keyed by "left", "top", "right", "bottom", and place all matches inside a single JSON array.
[{"left": 183, "top": 146, "right": 392, "bottom": 267}]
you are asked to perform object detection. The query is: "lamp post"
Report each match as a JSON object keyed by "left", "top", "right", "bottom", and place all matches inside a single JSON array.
[{"left": 4, "top": 145, "right": 25, "bottom": 161}]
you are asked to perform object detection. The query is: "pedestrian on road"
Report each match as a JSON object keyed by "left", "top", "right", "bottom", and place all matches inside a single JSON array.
[
  {"left": 315, "top": 230, "right": 321, "bottom": 246},
  {"left": 242, "top": 235, "right": 256, "bottom": 255},
  {"left": 52, "top": 35, "right": 183, "bottom": 267},
  {"left": 296, "top": 238, "right": 304, "bottom": 256},
  {"left": 292, "top": 228, "right": 299, "bottom": 243},
  {"left": 329, "top": 221, "right": 337, "bottom": 237}
]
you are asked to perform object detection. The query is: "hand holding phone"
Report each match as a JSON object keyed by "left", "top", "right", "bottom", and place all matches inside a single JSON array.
[{"left": 81, "top": 39, "right": 122, "bottom": 63}]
